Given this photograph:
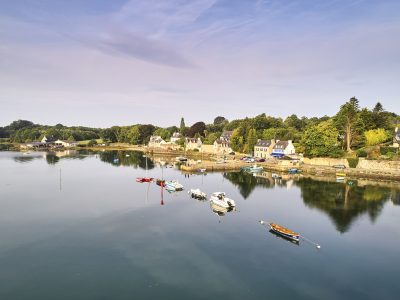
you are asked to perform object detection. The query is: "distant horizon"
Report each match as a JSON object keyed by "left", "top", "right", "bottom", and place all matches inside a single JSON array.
[{"left": 1, "top": 1, "right": 399, "bottom": 127}]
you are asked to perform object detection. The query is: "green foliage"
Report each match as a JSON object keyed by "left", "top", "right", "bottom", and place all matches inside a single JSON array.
[
  {"left": 380, "top": 146, "right": 395, "bottom": 156},
  {"left": 180, "top": 117, "right": 186, "bottom": 135},
  {"left": 153, "top": 128, "right": 171, "bottom": 140},
  {"left": 356, "top": 148, "right": 368, "bottom": 158},
  {"left": 187, "top": 122, "right": 206, "bottom": 138},
  {"left": 230, "top": 128, "right": 244, "bottom": 152},
  {"left": 214, "top": 116, "right": 227, "bottom": 125},
  {"left": 203, "top": 132, "right": 219, "bottom": 145},
  {"left": 87, "top": 139, "right": 98, "bottom": 146},
  {"left": 301, "top": 119, "right": 343, "bottom": 157},
  {"left": 347, "top": 157, "right": 359, "bottom": 168},
  {"left": 246, "top": 128, "right": 257, "bottom": 155},
  {"left": 364, "top": 128, "right": 391, "bottom": 146},
  {"left": 262, "top": 127, "right": 299, "bottom": 141}
]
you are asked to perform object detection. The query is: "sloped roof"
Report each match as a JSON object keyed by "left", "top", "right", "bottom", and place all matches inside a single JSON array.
[
  {"left": 256, "top": 140, "right": 271, "bottom": 147},
  {"left": 273, "top": 140, "right": 289, "bottom": 149}
]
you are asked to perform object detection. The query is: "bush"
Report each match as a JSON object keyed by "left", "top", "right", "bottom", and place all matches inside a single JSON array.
[
  {"left": 356, "top": 148, "right": 367, "bottom": 158},
  {"left": 347, "top": 157, "right": 359, "bottom": 168},
  {"left": 380, "top": 146, "right": 395, "bottom": 156},
  {"left": 87, "top": 139, "right": 98, "bottom": 147}
]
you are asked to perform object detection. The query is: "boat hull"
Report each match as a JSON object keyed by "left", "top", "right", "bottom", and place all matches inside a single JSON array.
[{"left": 269, "top": 223, "right": 300, "bottom": 242}]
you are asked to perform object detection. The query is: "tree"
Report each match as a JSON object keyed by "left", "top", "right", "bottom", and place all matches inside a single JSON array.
[
  {"left": 139, "top": 124, "right": 155, "bottom": 144},
  {"left": 364, "top": 128, "right": 391, "bottom": 146},
  {"left": 246, "top": 128, "right": 258, "bottom": 155},
  {"left": 214, "top": 116, "right": 227, "bottom": 125},
  {"left": 153, "top": 128, "right": 171, "bottom": 140},
  {"left": 187, "top": 122, "right": 206, "bottom": 137},
  {"left": 230, "top": 128, "right": 244, "bottom": 152},
  {"left": 301, "top": 119, "right": 342, "bottom": 157},
  {"left": 127, "top": 126, "right": 141, "bottom": 144},
  {"left": 180, "top": 117, "right": 186, "bottom": 135},
  {"left": 372, "top": 102, "right": 388, "bottom": 129},
  {"left": 334, "top": 97, "right": 362, "bottom": 152}
]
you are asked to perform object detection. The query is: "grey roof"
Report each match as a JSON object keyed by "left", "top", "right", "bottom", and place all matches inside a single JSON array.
[
  {"left": 185, "top": 138, "right": 199, "bottom": 143},
  {"left": 273, "top": 141, "right": 289, "bottom": 149},
  {"left": 256, "top": 140, "right": 271, "bottom": 147},
  {"left": 215, "top": 140, "right": 230, "bottom": 146}
]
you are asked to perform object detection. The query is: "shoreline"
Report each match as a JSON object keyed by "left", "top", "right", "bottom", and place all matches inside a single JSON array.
[{"left": 11, "top": 145, "right": 400, "bottom": 182}]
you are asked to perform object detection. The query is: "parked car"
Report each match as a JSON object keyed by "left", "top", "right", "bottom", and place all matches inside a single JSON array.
[
  {"left": 256, "top": 158, "right": 266, "bottom": 162},
  {"left": 333, "top": 165, "right": 346, "bottom": 169}
]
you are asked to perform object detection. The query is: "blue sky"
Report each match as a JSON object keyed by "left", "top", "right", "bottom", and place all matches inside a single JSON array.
[{"left": 0, "top": 0, "right": 399, "bottom": 127}]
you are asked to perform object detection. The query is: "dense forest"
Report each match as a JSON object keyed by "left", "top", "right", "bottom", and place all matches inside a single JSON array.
[{"left": 0, "top": 98, "right": 398, "bottom": 157}]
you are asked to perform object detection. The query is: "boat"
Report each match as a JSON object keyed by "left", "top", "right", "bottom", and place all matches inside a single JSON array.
[
  {"left": 165, "top": 180, "right": 184, "bottom": 191},
  {"left": 260, "top": 221, "right": 300, "bottom": 242},
  {"left": 247, "top": 165, "right": 263, "bottom": 173},
  {"left": 240, "top": 166, "right": 252, "bottom": 172},
  {"left": 188, "top": 188, "right": 207, "bottom": 200},
  {"left": 198, "top": 168, "right": 206, "bottom": 173},
  {"left": 209, "top": 192, "right": 236, "bottom": 208},
  {"left": 272, "top": 173, "right": 282, "bottom": 179},
  {"left": 136, "top": 177, "right": 154, "bottom": 183},
  {"left": 156, "top": 179, "right": 166, "bottom": 187},
  {"left": 269, "top": 229, "right": 299, "bottom": 245},
  {"left": 288, "top": 168, "right": 300, "bottom": 174},
  {"left": 113, "top": 158, "right": 119, "bottom": 163},
  {"left": 175, "top": 156, "right": 187, "bottom": 162},
  {"left": 336, "top": 172, "right": 346, "bottom": 179},
  {"left": 210, "top": 202, "right": 235, "bottom": 216}
]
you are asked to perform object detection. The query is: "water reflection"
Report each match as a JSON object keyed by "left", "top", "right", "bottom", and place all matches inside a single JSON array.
[
  {"left": 296, "top": 178, "right": 390, "bottom": 233},
  {"left": 223, "top": 172, "right": 273, "bottom": 199},
  {"left": 98, "top": 151, "right": 155, "bottom": 169}
]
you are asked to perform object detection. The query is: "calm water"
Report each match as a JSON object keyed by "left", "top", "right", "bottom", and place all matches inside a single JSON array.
[{"left": 1, "top": 151, "right": 400, "bottom": 300}]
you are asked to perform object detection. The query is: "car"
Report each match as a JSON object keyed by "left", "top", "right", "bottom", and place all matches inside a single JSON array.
[
  {"left": 333, "top": 165, "right": 346, "bottom": 169},
  {"left": 256, "top": 158, "right": 266, "bottom": 162}
]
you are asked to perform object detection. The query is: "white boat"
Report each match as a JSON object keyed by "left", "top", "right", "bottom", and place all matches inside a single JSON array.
[
  {"left": 165, "top": 180, "right": 184, "bottom": 191},
  {"left": 209, "top": 192, "right": 236, "bottom": 208},
  {"left": 175, "top": 156, "right": 187, "bottom": 162},
  {"left": 198, "top": 168, "right": 206, "bottom": 173},
  {"left": 248, "top": 165, "right": 263, "bottom": 173},
  {"left": 188, "top": 188, "right": 207, "bottom": 200},
  {"left": 210, "top": 202, "right": 235, "bottom": 216},
  {"left": 272, "top": 173, "right": 282, "bottom": 179}
]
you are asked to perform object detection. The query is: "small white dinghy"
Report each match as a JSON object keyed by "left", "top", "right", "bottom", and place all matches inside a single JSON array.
[
  {"left": 188, "top": 188, "right": 207, "bottom": 200},
  {"left": 209, "top": 192, "right": 236, "bottom": 208}
]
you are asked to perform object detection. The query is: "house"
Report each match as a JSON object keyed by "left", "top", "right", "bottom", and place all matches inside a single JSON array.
[
  {"left": 220, "top": 131, "right": 233, "bottom": 142},
  {"left": 54, "top": 140, "right": 78, "bottom": 148},
  {"left": 41, "top": 135, "right": 57, "bottom": 143},
  {"left": 254, "top": 139, "right": 275, "bottom": 158},
  {"left": 271, "top": 140, "right": 296, "bottom": 157},
  {"left": 148, "top": 136, "right": 166, "bottom": 148},
  {"left": 185, "top": 137, "right": 202, "bottom": 151},
  {"left": 213, "top": 139, "right": 232, "bottom": 154},
  {"left": 393, "top": 127, "right": 400, "bottom": 148},
  {"left": 170, "top": 132, "right": 182, "bottom": 144},
  {"left": 20, "top": 142, "right": 48, "bottom": 150}
]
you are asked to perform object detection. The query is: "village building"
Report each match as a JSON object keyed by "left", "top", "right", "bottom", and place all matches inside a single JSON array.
[
  {"left": 170, "top": 132, "right": 182, "bottom": 144},
  {"left": 220, "top": 130, "right": 233, "bottom": 142},
  {"left": 213, "top": 139, "right": 232, "bottom": 154},
  {"left": 271, "top": 140, "right": 296, "bottom": 157},
  {"left": 148, "top": 136, "right": 166, "bottom": 148},
  {"left": 41, "top": 135, "right": 57, "bottom": 143},
  {"left": 54, "top": 140, "right": 78, "bottom": 148},
  {"left": 185, "top": 137, "right": 202, "bottom": 151},
  {"left": 254, "top": 139, "right": 276, "bottom": 158},
  {"left": 393, "top": 127, "right": 400, "bottom": 148}
]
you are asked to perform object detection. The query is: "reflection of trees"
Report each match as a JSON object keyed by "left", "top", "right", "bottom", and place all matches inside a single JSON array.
[
  {"left": 223, "top": 172, "right": 273, "bottom": 199},
  {"left": 13, "top": 156, "right": 41, "bottom": 163},
  {"left": 45, "top": 154, "right": 60, "bottom": 165},
  {"left": 296, "top": 178, "right": 391, "bottom": 233},
  {"left": 98, "top": 151, "right": 154, "bottom": 170}
]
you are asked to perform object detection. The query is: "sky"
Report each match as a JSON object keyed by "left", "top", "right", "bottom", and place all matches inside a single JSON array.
[{"left": 0, "top": 0, "right": 399, "bottom": 128}]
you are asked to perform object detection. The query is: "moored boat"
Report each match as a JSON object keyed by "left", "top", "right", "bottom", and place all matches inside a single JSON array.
[
  {"left": 136, "top": 177, "right": 154, "bottom": 183},
  {"left": 260, "top": 220, "right": 300, "bottom": 242},
  {"left": 188, "top": 188, "right": 207, "bottom": 200},
  {"left": 209, "top": 192, "right": 236, "bottom": 208},
  {"left": 247, "top": 164, "right": 263, "bottom": 173},
  {"left": 272, "top": 173, "right": 282, "bottom": 179},
  {"left": 156, "top": 179, "right": 166, "bottom": 187},
  {"left": 165, "top": 180, "right": 184, "bottom": 191}
]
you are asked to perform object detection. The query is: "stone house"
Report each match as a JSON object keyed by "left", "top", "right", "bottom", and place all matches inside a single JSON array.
[
  {"left": 185, "top": 137, "right": 202, "bottom": 151},
  {"left": 254, "top": 139, "right": 276, "bottom": 158}
]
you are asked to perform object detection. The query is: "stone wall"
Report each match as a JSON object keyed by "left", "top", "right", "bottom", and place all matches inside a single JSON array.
[
  {"left": 303, "top": 157, "right": 349, "bottom": 167},
  {"left": 357, "top": 158, "right": 400, "bottom": 171}
]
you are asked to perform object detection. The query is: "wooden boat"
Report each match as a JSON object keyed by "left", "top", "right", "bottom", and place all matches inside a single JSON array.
[
  {"left": 269, "top": 229, "right": 299, "bottom": 245},
  {"left": 156, "top": 179, "right": 166, "bottom": 187},
  {"left": 260, "top": 221, "right": 300, "bottom": 242},
  {"left": 136, "top": 177, "right": 154, "bottom": 183}
]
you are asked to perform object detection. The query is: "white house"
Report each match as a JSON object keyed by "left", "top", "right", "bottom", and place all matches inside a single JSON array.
[
  {"left": 254, "top": 139, "right": 275, "bottom": 158},
  {"left": 185, "top": 137, "right": 202, "bottom": 151},
  {"left": 170, "top": 132, "right": 182, "bottom": 144},
  {"left": 393, "top": 127, "right": 400, "bottom": 148},
  {"left": 213, "top": 139, "right": 232, "bottom": 154},
  {"left": 54, "top": 140, "right": 78, "bottom": 148},
  {"left": 41, "top": 135, "right": 56, "bottom": 143},
  {"left": 271, "top": 140, "right": 296, "bottom": 157},
  {"left": 220, "top": 130, "right": 233, "bottom": 142},
  {"left": 148, "top": 136, "right": 166, "bottom": 148}
]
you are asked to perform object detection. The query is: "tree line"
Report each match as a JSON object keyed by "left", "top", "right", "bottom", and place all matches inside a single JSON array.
[{"left": 0, "top": 98, "right": 398, "bottom": 157}]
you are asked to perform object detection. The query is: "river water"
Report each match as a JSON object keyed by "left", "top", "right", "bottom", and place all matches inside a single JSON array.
[{"left": 0, "top": 151, "right": 399, "bottom": 300}]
